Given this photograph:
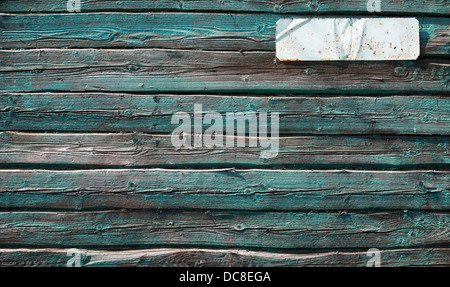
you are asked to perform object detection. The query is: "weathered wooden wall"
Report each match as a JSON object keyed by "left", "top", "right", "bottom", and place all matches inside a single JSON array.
[{"left": 0, "top": 0, "right": 449, "bottom": 267}]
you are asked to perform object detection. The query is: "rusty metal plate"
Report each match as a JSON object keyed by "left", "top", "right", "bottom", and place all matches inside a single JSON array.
[{"left": 276, "top": 18, "right": 420, "bottom": 61}]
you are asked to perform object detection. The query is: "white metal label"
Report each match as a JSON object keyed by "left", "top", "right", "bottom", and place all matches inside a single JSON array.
[{"left": 276, "top": 18, "right": 420, "bottom": 61}]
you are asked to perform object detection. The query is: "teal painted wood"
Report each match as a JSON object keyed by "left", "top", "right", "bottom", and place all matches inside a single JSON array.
[
  {"left": 1, "top": 94, "right": 449, "bottom": 135},
  {"left": 0, "top": 248, "right": 449, "bottom": 267},
  {"left": 3, "top": 48, "right": 449, "bottom": 73},
  {"left": 0, "top": 132, "right": 449, "bottom": 168},
  {"left": 0, "top": 169, "right": 448, "bottom": 210},
  {"left": 1, "top": 50, "right": 448, "bottom": 93},
  {"left": 0, "top": 13, "right": 274, "bottom": 51},
  {"left": 0, "top": 0, "right": 448, "bottom": 267},
  {"left": 0, "top": 14, "right": 447, "bottom": 55},
  {"left": 0, "top": 210, "right": 447, "bottom": 248},
  {"left": 1, "top": 0, "right": 449, "bottom": 15},
  {"left": 421, "top": 17, "right": 450, "bottom": 56}
]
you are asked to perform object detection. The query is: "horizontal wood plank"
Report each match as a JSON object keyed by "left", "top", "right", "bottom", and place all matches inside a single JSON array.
[
  {"left": 1, "top": 132, "right": 449, "bottom": 168},
  {"left": 0, "top": 14, "right": 447, "bottom": 56},
  {"left": 0, "top": 13, "right": 274, "bottom": 51},
  {"left": 0, "top": 169, "right": 448, "bottom": 210},
  {"left": 1, "top": 94, "right": 449, "bottom": 135},
  {"left": 0, "top": 210, "right": 447, "bottom": 248},
  {"left": 1, "top": 0, "right": 449, "bottom": 15},
  {"left": 0, "top": 248, "right": 448, "bottom": 267},
  {"left": 1, "top": 50, "right": 448, "bottom": 94}
]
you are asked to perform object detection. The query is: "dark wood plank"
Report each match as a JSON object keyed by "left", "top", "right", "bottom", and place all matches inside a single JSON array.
[
  {"left": 1, "top": 94, "right": 449, "bottom": 135},
  {"left": 421, "top": 17, "right": 450, "bottom": 56},
  {"left": 0, "top": 248, "right": 448, "bottom": 267},
  {"left": 0, "top": 210, "right": 447, "bottom": 248},
  {"left": 0, "top": 14, "right": 447, "bottom": 56},
  {"left": 1, "top": 0, "right": 448, "bottom": 15},
  {"left": 0, "top": 169, "right": 448, "bottom": 210},
  {"left": 1, "top": 49, "right": 448, "bottom": 93},
  {"left": 0, "top": 13, "right": 274, "bottom": 51},
  {"left": 1, "top": 132, "right": 449, "bottom": 168}
]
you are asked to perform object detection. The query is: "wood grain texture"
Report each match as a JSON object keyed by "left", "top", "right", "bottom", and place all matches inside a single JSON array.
[
  {"left": 0, "top": 210, "right": 448, "bottom": 248},
  {"left": 0, "top": 14, "right": 447, "bottom": 56},
  {"left": 0, "top": 13, "right": 275, "bottom": 51},
  {"left": 1, "top": 93, "right": 449, "bottom": 135},
  {"left": 1, "top": 132, "right": 449, "bottom": 168},
  {"left": 0, "top": 0, "right": 449, "bottom": 267},
  {"left": 0, "top": 169, "right": 448, "bottom": 210},
  {"left": 1, "top": 0, "right": 449, "bottom": 15},
  {"left": 0, "top": 248, "right": 448, "bottom": 267},
  {"left": 1, "top": 50, "right": 448, "bottom": 94}
]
